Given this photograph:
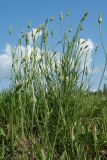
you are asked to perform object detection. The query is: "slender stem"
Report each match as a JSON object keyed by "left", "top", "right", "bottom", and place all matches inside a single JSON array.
[{"left": 98, "top": 25, "right": 107, "bottom": 90}]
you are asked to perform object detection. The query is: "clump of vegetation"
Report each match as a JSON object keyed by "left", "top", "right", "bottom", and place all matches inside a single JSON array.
[{"left": 0, "top": 12, "right": 107, "bottom": 160}]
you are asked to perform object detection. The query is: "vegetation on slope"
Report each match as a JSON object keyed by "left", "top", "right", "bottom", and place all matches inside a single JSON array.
[{"left": 0, "top": 12, "right": 107, "bottom": 160}]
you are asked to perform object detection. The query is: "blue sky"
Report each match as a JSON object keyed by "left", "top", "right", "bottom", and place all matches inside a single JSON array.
[{"left": 0, "top": 0, "right": 107, "bottom": 91}]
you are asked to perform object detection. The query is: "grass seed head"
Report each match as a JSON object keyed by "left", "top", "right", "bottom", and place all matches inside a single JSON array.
[
  {"left": 98, "top": 13, "right": 102, "bottom": 25},
  {"left": 60, "top": 12, "right": 63, "bottom": 20}
]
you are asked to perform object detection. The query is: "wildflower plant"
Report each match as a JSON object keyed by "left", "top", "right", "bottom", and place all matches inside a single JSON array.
[{"left": 0, "top": 12, "right": 107, "bottom": 160}]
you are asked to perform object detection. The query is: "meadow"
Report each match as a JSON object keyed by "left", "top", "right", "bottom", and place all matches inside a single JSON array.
[{"left": 0, "top": 12, "right": 107, "bottom": 160}]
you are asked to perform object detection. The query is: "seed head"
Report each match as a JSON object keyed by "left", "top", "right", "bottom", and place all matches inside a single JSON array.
[
  {"left": 50, "top": 16, "right": 54, "bottom": 21},
  {"left": 14, "top": 83, "right": 22, "bottom": 93},
  {"left": 98, "top": 13, "right": 102, "bottom": 25},
  {"left": 43, "top": 30, "right": 48, "bottom": 43},
  {"left": 39, "top": 24, "right": 45, "bottom": 30},
  {"left": 8, "top": 26, "right": 12, "bottom": 35},
  {"left": 80, "top": 26, "right": 83, "bottom": 31},
  {"left": 19, "top": 36, "right": 22, "bottom": 46},
  {"left": 69, "top": 27, "right": 72, "bottom": 33},
  {"left": 51, "top": 29, "right": 54, "bottom": 37},
  {"left": 25, "top": 33, "right": 29, "bottom": 46},
  {"left": 28, "top": 21, "right": 31, "bottom": 30},
  {"left": 68, "top": 40, "right": 72, "bottom": 49},
  {"left": 60, "top": 12, "right": 63, "bottom": 20},
  {"left": 81, "top": 12, "right": 88, "bottom": 22},
  {"left": 66, "top": 11, "right": 70, "bottom": 17},
  {"left": 23, "top": 54, "right": 28, "bottom": 62},
  {"left": 84, "top": 45, "right": 89, "bottom": 49},
  {"left": 95, "top": 44, "right": 98, "bottom": 52}
]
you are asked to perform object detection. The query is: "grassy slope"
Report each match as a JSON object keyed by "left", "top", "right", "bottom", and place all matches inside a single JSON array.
[{"left": 0, "top": 13, "right": 107, "bottom": 160}]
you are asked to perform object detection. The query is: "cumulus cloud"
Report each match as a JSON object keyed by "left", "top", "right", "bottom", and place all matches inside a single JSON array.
[
  {"left": 28, "top": 28, "right": 42, "bottom": 44},
  {"left": 76, "top": 38, "right": 94, "bottom": 73},
  {"left": 0, "top": 27, "right": 42, "bottom": 90},
  {"left": 0, "top": 33, "right": 95, "bottom": 90},
  {"left": 0, "top": 43, "right": 12, "bottom": 80},
  {"left": 104, "top": 70, "right": 107, "bottom": 78}
]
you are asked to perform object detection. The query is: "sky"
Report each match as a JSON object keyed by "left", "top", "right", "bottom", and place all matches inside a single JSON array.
[{"left": 0, "top": 0, "right": 107, "bottom": 91}]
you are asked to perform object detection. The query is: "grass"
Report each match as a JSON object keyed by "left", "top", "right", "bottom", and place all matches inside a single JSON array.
[{"left": 0, "top": 12, "right": 107, "bottom": 159}]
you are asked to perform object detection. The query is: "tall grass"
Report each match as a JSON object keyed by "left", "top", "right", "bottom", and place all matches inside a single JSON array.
[{"left": 0, "top": 12, "right": 107, "bottom": 160}]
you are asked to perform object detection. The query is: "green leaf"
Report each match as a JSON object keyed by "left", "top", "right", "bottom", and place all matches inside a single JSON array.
[{"left": 0, "top": 127, "right": 5, "bottom": 137}]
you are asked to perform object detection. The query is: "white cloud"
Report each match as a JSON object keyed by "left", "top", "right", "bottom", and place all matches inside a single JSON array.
[
  {"left": 0, "top": 33, "right": 95, "bottom": 90},
  {"left": 79, "top": 38, "right": 94, "bottom": 51},
  {"left": 77, "top": 38, "right": 94, "bottom": 73},
  {"left": 104, "top": 71, "right": 107, "bottom": 78},
  {"left": 91, "top": 88, "right": 97, "bottom": 92},
  {"left": 0, "top": 27, "right": 42, "bottom": 90},
  {"left": 0, "top": 44, "right": 12, "bottom": 80},
  {"left": 28, "top": 28, "right": 42, "bottom": 44},
  {"left": 92, "top": 66, "right": 102, "bottom": 75}
]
